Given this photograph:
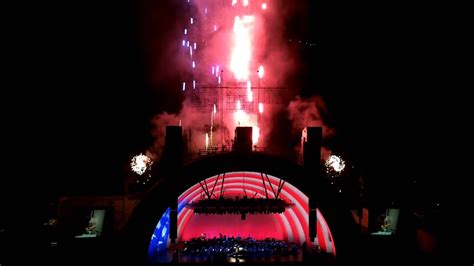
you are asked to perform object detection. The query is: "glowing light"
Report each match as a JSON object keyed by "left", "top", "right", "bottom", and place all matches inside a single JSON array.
[
  {"left": 213, "top": 104, "right": 217, "bottom": 114},
  {"left": 189, "top": 46, "right": 193, "bottom": 56},
  {"left": 233, "top": 108, "right": 259, "bottom": 138},
  {"left": 216, "top": 65, "right": 220, "bottom": 77},
  {"left": 193, "top": 80, "right": 196, "bottom": 89},
  {"left": 325, "top": 155, "right": 346, "bottom": 175},
  {"left": 210, "top": 107, "right": 215, "bottom": 147},
  {"left": 237, "top": 100, "right": 241, "bottom": 110},
  {"left": 230, "top": 16, "right": 254, "bottom": 81},
  {"left": 242, "top": 16, "right": 253, "bottom": 23},
  {"left": 218, "top": 76, "right": 221, "bottom": 84},
  {"left": 234, "top": 110, "right": 245, "bottom": 126},
  {"left": 205, "top": 8, "right": 208, "bottom": 14},
  {"left": 243, "top": 0, "right": 249, "bottom": 6},
  {"left": 258, "top": 65, "right": 264, "bottom": 79},
  {"left": 252, "top": 126, "right": 260, "bottom": 145},
  {"left": 192, "top": 61, "right": 196, "bottom": 68},
  {"left": 130, "top": 153, "right": 153, "bottom": 175},
  {"left": 214, "top": 25, "right": 217, "bottom": 31},
  {"left": 258, "top": 102, "right": 264, "bottom": 114},
  {"left": 205, "top": 133, "right": 209, "bottom": 150},
  {"left": 247, "top": 81, "right": 253, "bottom": 102},
  {"left": 182, "top": 40, "right": 185, "bottom": 46},
  {"left": 186, "top": 41, "right": 190, "bottom": 47},
  {"left": 212, "top": 66, "right": 215, "bottom": 75},
  {"left": 261, "top": 3, "right": 267, "bottom": 10},
  {"left": 190, "top": 18, "right": 193, "bottom": 24},
  {"left": 182, "top": 82, "right": 186, "bottom": 91},
  {"left": 232, "top": 0, "right": 237, "bottom": 6},
  {"left": 194, "top": 43, "right": 197, "bottom": 50},
  {"left": 184, "top": 28, "right": 187, "bottom": 35}
]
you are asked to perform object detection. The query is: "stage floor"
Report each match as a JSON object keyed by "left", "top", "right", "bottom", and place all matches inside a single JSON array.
[{"left": 151, "top": 245, "right": 335, "bottom": 264}]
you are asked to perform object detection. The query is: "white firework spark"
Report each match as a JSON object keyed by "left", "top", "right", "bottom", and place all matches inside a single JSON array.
[
  {"left": 131, "top": 153, "right": 153, "bottom": 175},
  {"left": 325, "top": 155, "right": 345, "bottom": 177}
]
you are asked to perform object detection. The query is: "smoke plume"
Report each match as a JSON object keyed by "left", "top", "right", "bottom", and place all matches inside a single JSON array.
[
  {"left": 287, "top": 95, "right": 335, "bottom": 161},
  {"left": 141, "top": 0, "right": 332, "bottom": 161}
]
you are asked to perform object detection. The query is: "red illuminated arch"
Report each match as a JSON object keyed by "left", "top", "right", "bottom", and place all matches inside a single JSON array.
[{"left": 176, "top": 171, "right": 336, "bottom": 255}]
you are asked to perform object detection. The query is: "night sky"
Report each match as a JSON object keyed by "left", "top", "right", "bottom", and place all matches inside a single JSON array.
[{"left": 9, "top": 0, "right": 441, "bottom": 209}]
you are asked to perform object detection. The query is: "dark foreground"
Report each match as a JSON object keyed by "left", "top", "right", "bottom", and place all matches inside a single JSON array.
[{"left": 0, "top": 234, "right": 441, "bottom": 266}]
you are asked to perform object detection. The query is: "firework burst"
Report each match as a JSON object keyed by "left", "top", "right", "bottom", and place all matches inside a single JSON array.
[
  {"left": 131, "top": 153, "right": 153, "bottom": 175},
  {"left": 325, "top": 155, "right": 345, "bottom": 178}
]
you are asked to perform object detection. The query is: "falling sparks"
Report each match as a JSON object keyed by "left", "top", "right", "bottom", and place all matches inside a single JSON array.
[
  {"left": 247, "top": 81, "right": 253, "bottom": 102},
  {"left": 173, "top": 0, "right": 281, "bottom": 151},
  {"left": 211, "top": 104, "right": 216, "bottom": 147},
  {"left": 234, "top": 110, "right": 246, "bottom": 126},
  {"left": 247, "top": 91, "right": 253, "bottom": 102},
  {"left": 230, "top": 16, "right": 254, "bottom": 81},
  {"left": 130, "top": 154, "right": 153, "bottom": 175},
  {"left": 252, "top": 126, "right": 260, "bottom": 145},
  {"left": 258, "top": 65, "right": 264, "bottom": 79}
]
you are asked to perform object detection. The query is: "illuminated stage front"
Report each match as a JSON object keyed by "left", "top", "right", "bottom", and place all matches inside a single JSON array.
[{"left": 148, "top": 171, "right": 336, "bottom": 262}]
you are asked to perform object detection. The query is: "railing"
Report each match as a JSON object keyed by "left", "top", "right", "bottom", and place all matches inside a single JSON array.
[
  {"left": 196, "top": 146, "right": 270, "bottom": 156},
  {"left": 198, "top": 146, "right": 231, "bottom": 155}
]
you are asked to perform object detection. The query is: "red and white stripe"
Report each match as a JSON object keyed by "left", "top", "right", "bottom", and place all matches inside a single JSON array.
[{"left": 177, "top": 172, "right": 336, "bottom": 255}]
